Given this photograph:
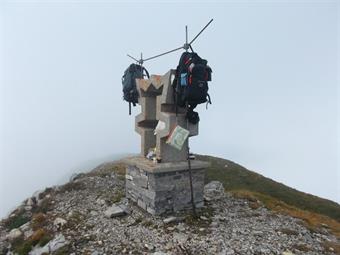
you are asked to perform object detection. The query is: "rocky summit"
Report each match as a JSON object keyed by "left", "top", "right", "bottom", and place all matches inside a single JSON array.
[{"left": 0, "top": 161, "right": 339, "bottom": 255}]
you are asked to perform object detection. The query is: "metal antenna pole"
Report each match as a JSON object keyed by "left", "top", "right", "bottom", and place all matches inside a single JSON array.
[
  {"left": 185, "top": 25, "right": 188, "bottom": 52},
  {"left": 189, "top": 18, "right": 214, "bottom": 45},
  {"left": 143, "top": 46, "right": 183, "bottom": 62},
  {"left": 127, "top": 54, "right": 140, "bottom": 63}
]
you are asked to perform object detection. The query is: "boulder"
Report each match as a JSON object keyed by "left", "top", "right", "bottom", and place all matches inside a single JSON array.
[
  {"left": 53, "top": 217, "right": 67, "bottom": 229},
  {"left": 204, "top": 181, "right": 225, "bottom": 201},
  {"left": 29, "top": 234, "right": 68, "bottom": 255},
  {"left": 6, "top": 228, "right": 22, "bottom": 241}
]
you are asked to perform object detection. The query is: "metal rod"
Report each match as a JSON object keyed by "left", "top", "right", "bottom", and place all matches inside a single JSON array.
[
  {"left": 189, "top": 18, "right": 214, "bottom": 45},
  {"left": 143, "top": 46, "right": 183, "bottom": 62},
  {"left": 127, "top": 18, "right": 213, "bottom": 64},
  {"left": 185, "top": 25, "right": 188, "bottom": 52},
  {"left": 127, "top": 54, "right": 140, "bottom": 63}
]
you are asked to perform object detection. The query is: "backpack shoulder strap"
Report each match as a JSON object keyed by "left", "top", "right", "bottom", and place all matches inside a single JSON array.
[{"left": 142, "top": 66, "right": 150, "bottom": 78}]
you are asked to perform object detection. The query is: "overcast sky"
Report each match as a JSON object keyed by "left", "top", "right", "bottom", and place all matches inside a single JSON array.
[{"left": 0, "top": 0, "right": 339, "bottom": 218}]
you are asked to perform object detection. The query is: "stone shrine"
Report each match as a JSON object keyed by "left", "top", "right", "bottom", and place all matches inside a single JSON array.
[{"left": 124, "top": 70, "right": 209, "bottom": 215}]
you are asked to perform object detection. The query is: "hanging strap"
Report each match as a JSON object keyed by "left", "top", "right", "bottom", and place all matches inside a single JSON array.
[
  {"left": 206, "top": 93, "right": 212, "bottom": 109},
  {"left": 174, "top": 71, "right": 179, "bottom": 116},
  {"left": 129, "top": 102, "right": 131, "bottom": 115}
]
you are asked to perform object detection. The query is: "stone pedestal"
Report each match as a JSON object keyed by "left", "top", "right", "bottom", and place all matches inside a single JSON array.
[{"left": 124, "top": 157, "right": 209, "bottom": 215}]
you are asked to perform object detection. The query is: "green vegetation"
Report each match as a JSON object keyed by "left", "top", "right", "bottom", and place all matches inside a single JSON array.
[
  {"left": 141, "top": 219, "right": 154, "bottom": 227},
  {"left": 31, "top": 213, "right": 47, "bottom": 230},
  {"left": 3, "top": 209, "right": 30, "bottom": 230},
  {"left": 85, "top": 162, "right": 126, "bottom": 178},
  {"left": 66, "top": 211, "right": 84, "bottom": 229},
  {"left": 196, "top": 155, "right": 340, "bottom": 237},
  {"left": 32, "top": 197, "right": 54, "bottom": 214},
  {"left": 322, "top": 240, "right": 340, "bottom": 254},
  {"left": 109, "top": 190, "right": 125, "bottom": 204},
  {"left": 12, "top": 238, "right": 32, "bottom": 255},
  {"left": 10, "top": 228, "right": 52, "bottom": 255},
  {"left": 58, "top": 181, "right": 86, "bottom": 193},
  {"left": 197, "top": 154, "right": 340, "bottom": 221},
  {"left": 54, "top": 245, "right": 72, "bottom": 255}
]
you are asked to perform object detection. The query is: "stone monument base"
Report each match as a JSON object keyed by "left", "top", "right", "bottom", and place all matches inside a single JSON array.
[{"left": 124, "top": 157, "right": 209, "bottom": 215}]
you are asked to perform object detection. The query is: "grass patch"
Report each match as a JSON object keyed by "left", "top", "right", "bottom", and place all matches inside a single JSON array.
[
  {"left": 3, "top": 209, "right": 30, "bottom": 230},
  {"left": 58, "top": 181, "right": 86, "bottom": 193},
  {"left": 54, "top": 244, "right": 73, "bottom": 255},
  {"left": 32, "top": 197, "right": 53, "bottom": 214},
  {"left": 10, "top": 228, "right": 52, "bottom": 255},
  {"left": 133, "top": 217, "right": 143, "bottom": 225},
  {"left": 31, "top": 213, "right": 47, "bottom": 230},
  {"left": 12, "top": 239, "right": 32, "bottom": 255},
  {"left": 322, "top": 241, "right": 340, "bottom": 254},
  {"left": 198, "top": 154, "right": 340, "bottom": 222},
  {"left": 279, "top": 228, "right": 299, "bottom": 236},
  {"left": 37, "top": 187, "right": 55, "bottom": 200},
  {"left": 29, "top": 228, "right": 52, "bottom": 247},
  {"left": 85, "top": 162, "right": 126, "bottom": 178},
  {"left": 104, "top": 190, "right": 125, "bottom": 204},
  {"left": 292, "top": 243, "right": 311, "bottom": 252},
  {"left": 66, "top": 211, "right": 84, "bottom": 229},
  {"left": 128, "top": 216, "right": 143, "bottom": 227},
  {"left": 184, "top": 207, "right": 214, "bottom": 230},
  {"left": 231, "top": 190, "right": 340, "bottom": 238},
  {"left": 141, "top": 220, "right": 154, "bottom": 227}
]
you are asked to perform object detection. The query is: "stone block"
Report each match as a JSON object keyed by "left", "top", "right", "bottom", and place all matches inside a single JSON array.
[
  {"left": 137, "top": 199, "right": 147, "bottom": 210},
  {"left": 146, "top": 206, "right": 155, "bottom": 215},
  {"left": 125, "top": 157, "right": 209, "bottom": 215}
]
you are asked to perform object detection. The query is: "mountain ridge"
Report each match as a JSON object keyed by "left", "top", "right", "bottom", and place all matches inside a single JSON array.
[
  {"left": 197, "top": 154, "right": 340, "bottom": 222},
  {"left": 0, "top": 154, "right": 339, "bottom": 254}
]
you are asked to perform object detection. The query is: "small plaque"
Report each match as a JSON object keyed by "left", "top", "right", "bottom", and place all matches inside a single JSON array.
[{"left": 166, "top": 125, "right": 190, "bottom": 150}]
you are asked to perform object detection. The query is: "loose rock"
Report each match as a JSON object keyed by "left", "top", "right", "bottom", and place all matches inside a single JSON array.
[
  {"left": 163, "top": 216, "right": 177, "bottom": 224},
  {"left": 54, "top": 217, "right": 67, "bottom": 229},
  {"left": 104, "top": 204, "right": 126, "bottom": 218},
  {"left": 6, "top": 229, "right": 22, "bottom": 241}
]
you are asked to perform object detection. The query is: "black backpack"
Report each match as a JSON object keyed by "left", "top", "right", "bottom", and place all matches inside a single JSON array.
[
  {"left": 173, "top": 52, "right": 212, "bottom": 123},
  {"left": 122, "top": 63, "right": 149, "bottom": 115}
]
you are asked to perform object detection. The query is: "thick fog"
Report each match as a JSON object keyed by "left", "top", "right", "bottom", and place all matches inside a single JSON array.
[{"left": 0, "top": 1, "right": 339, "bottom": 218}]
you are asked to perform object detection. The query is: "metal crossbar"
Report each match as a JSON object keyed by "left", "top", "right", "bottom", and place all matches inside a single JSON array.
[{"left": 126, "top": 19, "right": 213, "bottom": 65}]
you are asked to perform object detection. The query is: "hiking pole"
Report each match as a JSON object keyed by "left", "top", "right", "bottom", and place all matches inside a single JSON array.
[
  {"left": 185, "top": 103, "right": 196, "bottom": 216},
  {"left": 187, "top": 144, "right": 196, "bottom": 216}
]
